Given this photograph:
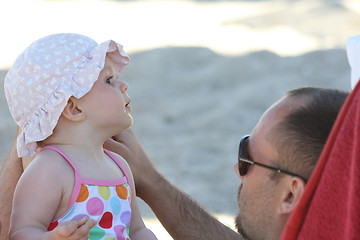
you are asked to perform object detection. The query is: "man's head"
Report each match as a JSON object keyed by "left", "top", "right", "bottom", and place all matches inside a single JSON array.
[{"left": 234, "top": 87, "right": 349, "bottom": 240}]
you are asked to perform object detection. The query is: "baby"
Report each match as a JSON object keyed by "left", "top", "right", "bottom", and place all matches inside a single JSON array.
[{"left": 5, "top": 33, "right": 157, "bottom": 240}]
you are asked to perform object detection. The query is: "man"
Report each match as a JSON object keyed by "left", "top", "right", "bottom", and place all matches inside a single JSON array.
[
  {"left": 104, "top": 87, "right": 348, "bottom": 240},
  {"left": 0, "top": 87, "right": 348, "bottom": 240}
]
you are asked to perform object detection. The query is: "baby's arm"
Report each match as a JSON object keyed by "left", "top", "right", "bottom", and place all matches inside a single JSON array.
[
  {"left": 111, "top": 152, "right": 157, "bottom": 240},
  {"left": 9, "top": 151, "right": 96, "bottom": 240}
]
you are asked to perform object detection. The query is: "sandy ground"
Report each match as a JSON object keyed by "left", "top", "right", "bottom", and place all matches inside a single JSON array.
[{"left": 0, "top": 0, "right": 359, "bottom": 239}]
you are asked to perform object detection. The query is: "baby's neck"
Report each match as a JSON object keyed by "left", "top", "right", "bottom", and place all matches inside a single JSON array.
[
  {"left": 40, "top": 133, "right": 107, "bottom": 162},
  {"left": 42, "top": 115, "right": 117, "bottom": 160},
  {"left": 51, "top": 144, "right": 106, "bottom": 163}
]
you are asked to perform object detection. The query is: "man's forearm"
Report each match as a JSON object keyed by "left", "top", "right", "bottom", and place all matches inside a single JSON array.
[
  {"left": 0, "top": 142, "right": 24, "bottom": 240},
  {"left": 141, "top": 173, "right": 242, "bottom": 240},
  {"left": 103, "top": 131, "right": 242, "bottom": 239}
]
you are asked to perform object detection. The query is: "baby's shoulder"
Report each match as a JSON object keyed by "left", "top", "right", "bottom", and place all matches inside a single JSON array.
[
  {"left": 35, "top": 148, "right": 69, "bottom": 165},
  {"left": 26, "top": 148, "right": 75, "bottom": 180}
]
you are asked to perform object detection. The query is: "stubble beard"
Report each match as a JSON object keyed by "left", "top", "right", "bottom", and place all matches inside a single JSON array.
[
  {"left": 235, "top": 181, "right": 274, "bottom": 240},
  {"left": 235, "top": 183, "right": 251, "bottom": 240}
]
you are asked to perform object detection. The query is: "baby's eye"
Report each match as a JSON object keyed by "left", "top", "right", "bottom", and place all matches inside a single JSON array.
[{"left": 105, "top": 76, "right": 114, "bottom": 84}]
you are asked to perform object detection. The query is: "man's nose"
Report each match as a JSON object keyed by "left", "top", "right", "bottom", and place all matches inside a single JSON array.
[{"left": 234, "top": 162, "right": 244, "bottom": 180}]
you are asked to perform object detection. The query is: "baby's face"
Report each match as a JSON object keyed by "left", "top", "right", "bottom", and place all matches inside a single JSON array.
[{"left": 78, "top": 55, "right": 133, "bottom": 133}]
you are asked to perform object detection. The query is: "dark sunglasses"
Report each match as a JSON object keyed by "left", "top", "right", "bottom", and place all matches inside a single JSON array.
[{"left": 238, "top": 135, "right": 307, "bottom": 182}]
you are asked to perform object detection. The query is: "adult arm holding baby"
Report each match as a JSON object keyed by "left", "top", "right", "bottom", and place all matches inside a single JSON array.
[
  {"left": 104, "top": 129, "right": 243, "bottom": 240},
  {"left": 0, "top": 131, "right": 23, "bottom": 240}
]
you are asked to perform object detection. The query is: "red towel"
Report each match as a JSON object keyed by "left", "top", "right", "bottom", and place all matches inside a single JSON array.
[{"left": 282, "top": 82, "right": 360, "bottom": 239}]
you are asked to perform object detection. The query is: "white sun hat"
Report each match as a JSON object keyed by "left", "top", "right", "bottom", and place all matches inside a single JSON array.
[{"left": 4, "top": 33, "right": 130, "bottom": 157}]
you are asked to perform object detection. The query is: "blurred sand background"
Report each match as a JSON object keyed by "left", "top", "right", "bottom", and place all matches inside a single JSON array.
[{"left": 0, "top": 0, "right": 359, "bottom": 238}]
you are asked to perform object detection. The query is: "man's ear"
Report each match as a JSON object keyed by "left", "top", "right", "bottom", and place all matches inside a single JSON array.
[
  {"left": 278, "top": 177, "right": 305, "bottom": 214},
  {"left": 62, "top": 96, "right": 85, "bottom": 122}
]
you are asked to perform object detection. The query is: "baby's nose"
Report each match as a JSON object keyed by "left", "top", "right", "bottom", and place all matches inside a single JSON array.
[{"left": 120, "top": 81, "right": 128, "bottom": 93}]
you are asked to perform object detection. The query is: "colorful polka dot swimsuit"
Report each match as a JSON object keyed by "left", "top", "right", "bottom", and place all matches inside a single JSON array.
[{"left": 44, "top": 146, "right": 132, "bottom": 240}]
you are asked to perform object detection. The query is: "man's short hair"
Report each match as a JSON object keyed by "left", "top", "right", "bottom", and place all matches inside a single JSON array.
[{"left": 273, "top": 87, "right": 349, "bottom": 181}]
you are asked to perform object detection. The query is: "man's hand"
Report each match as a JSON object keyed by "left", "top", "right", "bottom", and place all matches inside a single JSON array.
[{"left": 104, "top": 129, "right": 160, "bottom": 198}]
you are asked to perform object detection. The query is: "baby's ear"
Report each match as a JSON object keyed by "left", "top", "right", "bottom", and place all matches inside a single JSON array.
[{"left": 62, "top": 97, "right": 85, "bottom": 121}]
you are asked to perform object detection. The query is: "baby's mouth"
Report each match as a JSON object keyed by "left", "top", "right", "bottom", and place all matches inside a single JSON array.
[{"left": 125, "top": 98, "right": 132, "bottom": 111}]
